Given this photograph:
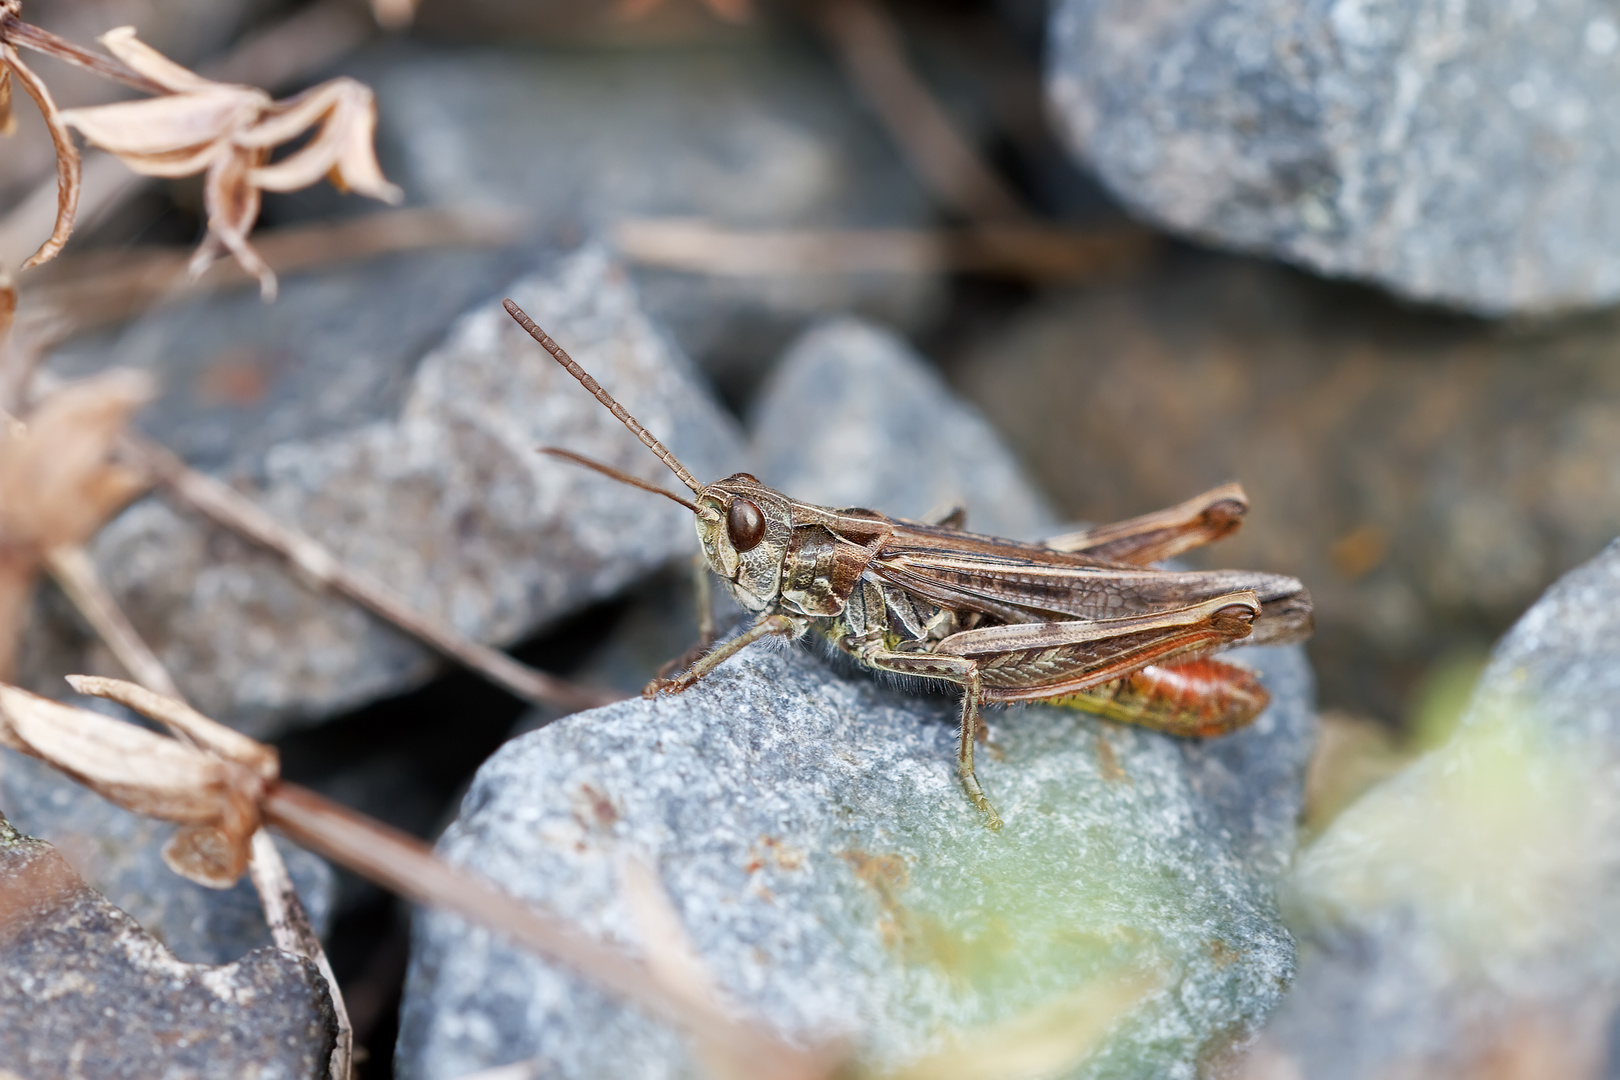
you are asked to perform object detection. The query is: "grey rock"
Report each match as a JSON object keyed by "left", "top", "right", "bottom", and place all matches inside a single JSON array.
[
  {"left": 350, "top": 41, "right": 942, "bottom": 381},
  {"left": 750, "top": 317, "right": 1059, "bottom": 540},
  {"left": 0, "top": 748, "right": 333, "bottom": 966},
  {"left": 1244, "top": 538, "right": 1620, "bottom": 1077},
  {"left": 1047, "top": 0, "right": 1620, "bottom": 315},
  {"left": 22, "top": 244, "right": 743, "bottom": 737},
  {"left": 0, "top": 814, "right": 337, "bottom": 1080},
  {"left": 400, "top": 640, "right": 1314, "bottom": 1079}
]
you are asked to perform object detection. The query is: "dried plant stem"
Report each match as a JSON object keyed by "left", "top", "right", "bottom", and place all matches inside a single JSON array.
[
  {"left": 250, "top": 830, "right": 354, "bottom": 1080},
  {"left": 811, "top": 0, "right": 1030, "bottom": 223},
  {"left": 45, "top": 545, "right": 179, "bottom": 699},
  {"left": 263, "top": 782, "right": 836, "bottom": 1080},
  {"left": 129, "top": 437, "right": 622, "bottom": 713},
  {"left": 613, "top": 219, "right": 1158, "bottom": 281}
]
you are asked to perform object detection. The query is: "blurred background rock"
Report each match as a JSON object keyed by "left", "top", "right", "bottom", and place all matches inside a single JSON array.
[{"left": 4, "top": 0, "right": 1619, "bottom": 1075}]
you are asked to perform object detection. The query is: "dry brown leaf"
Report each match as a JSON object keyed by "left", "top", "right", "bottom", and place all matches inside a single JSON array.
[
  {"left": 58, "top": 26, "right": 401, "bottom": 298},
  {"left": 0, "top": 368, "right": 152, "bottom": 553}
]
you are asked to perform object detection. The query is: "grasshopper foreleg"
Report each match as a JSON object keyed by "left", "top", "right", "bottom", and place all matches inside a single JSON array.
[
  {"left": 851, "top": 642, "right": 1002, "bottom": 831},
  {"left": 644, "top": 612, "right": 803, "bottom": 698}
]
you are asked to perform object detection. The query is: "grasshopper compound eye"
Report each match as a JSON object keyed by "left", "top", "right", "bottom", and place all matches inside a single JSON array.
[{"left": 727, "top": 499, "right": 766, "bottom": 552}]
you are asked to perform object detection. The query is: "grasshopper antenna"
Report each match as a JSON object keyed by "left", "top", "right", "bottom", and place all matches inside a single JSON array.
[
  {"left": 504, "top": 300, "right": 703, "bottom": 494},
  {"left": 540, "top": 447, "right": 697, "bottom": 511}
]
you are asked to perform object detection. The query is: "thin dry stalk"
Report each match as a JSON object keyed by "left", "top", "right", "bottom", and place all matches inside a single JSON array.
[
  {"left": 618, "top": 0, "right": 753, "bottom": 22},
  {"left": 127, "top": 437, "right": 622, "bottom": 714},
  {"left": 18, "top": 206, "right": 527, "bottom": 338},
  {"left": 613, "top": 218, "right": 1159, "bottom": 281},
  {"left": 810, "top": 0, "right": 1030, "bottom": 223},
  {"left": 251, "top": 830, "right": 355, "bottom": 1080},
  {"left": 45, "top": 545, "right": 181, "bottom": 698}
]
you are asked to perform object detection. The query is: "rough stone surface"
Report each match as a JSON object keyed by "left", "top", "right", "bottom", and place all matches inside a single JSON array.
[
  {"left": 345, "top": 41, "right": 942, "bottom": 381},
  {"left": 955, "top": 249, "right": 1620, "bottom": 724},
  {"left": 0, "top": 748, "right": 334, "bottom": 966},
  {"left": 400, "top": 640, "right": 1312, "bottom": 1080},
  {"left": 0, "top": 814, "right": 336, "bottom": 1079},
  {"left": 750, "top": 317, "right": 1059, "bottom": 540},
  {"left": 1047, "top": 0, "right": 1620, "bottom": 315},
  {"left": 22, "top": 244, "right": 743, "bottom": 737},
  {"left": 1240, "top": 538, "right": 1620, "bottom": 1078}
]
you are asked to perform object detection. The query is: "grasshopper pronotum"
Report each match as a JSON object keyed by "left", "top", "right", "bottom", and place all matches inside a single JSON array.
[{"left": 505, "top": 301, "right": 1313, "bottom": 829}]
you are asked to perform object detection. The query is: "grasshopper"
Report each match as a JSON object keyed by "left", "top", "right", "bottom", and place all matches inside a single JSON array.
[{"left": 504, "top": 300, "right": 1312, "bottom": 829}]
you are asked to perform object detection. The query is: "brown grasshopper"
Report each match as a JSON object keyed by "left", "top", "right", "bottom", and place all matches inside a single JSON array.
[{"left": 504, "top": 300, "right": 1312, "bottom": 830}]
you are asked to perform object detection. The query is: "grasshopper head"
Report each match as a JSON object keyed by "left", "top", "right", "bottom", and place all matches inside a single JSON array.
[
  {"left": 501, "top": 301, "right": 798, "bottom": 613},
  {"left": 695, "top": 474, "right": 793, "bottom": 612}
]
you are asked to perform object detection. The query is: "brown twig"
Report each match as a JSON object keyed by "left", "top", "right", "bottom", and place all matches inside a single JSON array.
[
  {"left": 613, "top": 219, "right": 1159, "bottom": 281},
  {"left": 809, "top": 0, "right": 1030, "bottom": 223},
  {"left": 127, "top": 437, "right": 623, "bottom": 714}
]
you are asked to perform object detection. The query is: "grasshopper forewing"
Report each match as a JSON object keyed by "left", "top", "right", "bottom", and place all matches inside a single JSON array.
[{"left": 504, "top": 300, "right": 1313, "bottom": 830}]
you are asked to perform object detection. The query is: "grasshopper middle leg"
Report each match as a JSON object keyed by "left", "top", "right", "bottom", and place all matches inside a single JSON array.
[{"left": 851, "top": 641, "right": 1001, "bottom": 831}]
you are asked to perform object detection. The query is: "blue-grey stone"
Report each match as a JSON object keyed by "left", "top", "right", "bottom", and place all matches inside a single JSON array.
[{"left": 1048, "top": 0, "right": 1620, "bottom": 315}]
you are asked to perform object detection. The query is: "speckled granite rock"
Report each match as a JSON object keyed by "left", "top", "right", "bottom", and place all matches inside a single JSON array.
[
  {"left": 0, "top": 749, "right": 333, "bottom": 965},
  {"left": 348, "top": 40, "right": 942, "bottom": 380},
  {"left": 0, "top": 814, "right": 336, "bottom": 1079},
  {"left": 1048, "top": 0, "right": 1620, "bottom": 315},
  {"left": 750, "top": 317, "right": 1060, "bottom": 541},
  {"left": 1236, "top": 538, "right": 1620, "bottom": 1078},
  {"left": 399, "top": 638, "right": 1314, "bottom": 1079},
  {"left": 21, "top": 244, "right": 742, "bottom": 738}
]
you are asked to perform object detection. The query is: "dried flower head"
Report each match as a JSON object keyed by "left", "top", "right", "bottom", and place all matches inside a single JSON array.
[
  {"left": 0, "top": 680, "right": 271, "bottom": 887},
  {"left": 58, "top": 27, "right": 402, "bottom": 298}
]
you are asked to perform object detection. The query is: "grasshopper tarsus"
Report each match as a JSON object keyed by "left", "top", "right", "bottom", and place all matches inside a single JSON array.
[{"left": 506, "top": 306, "right": 1313, "bottom": 825}]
